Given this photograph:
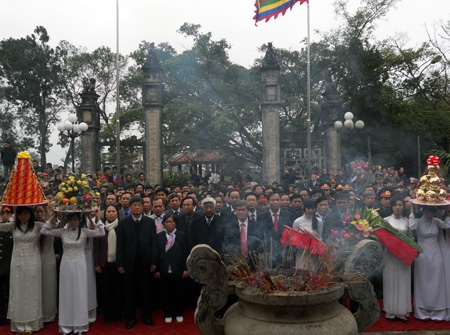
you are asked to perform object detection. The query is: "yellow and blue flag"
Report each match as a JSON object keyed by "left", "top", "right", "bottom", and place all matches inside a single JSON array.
[{"left": 254, "top": 0, "right": 308, "bottom": 24}]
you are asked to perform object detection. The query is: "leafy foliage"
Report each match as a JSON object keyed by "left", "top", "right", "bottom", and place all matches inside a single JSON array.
[
  {"left": 2, "top": 2, "right": 450, "bottom": 178},
  {"left": 0, "top": 26, "right": 65, "bottom": 167}
]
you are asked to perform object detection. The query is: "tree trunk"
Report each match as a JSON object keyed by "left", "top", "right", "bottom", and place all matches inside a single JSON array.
[{"left": 37, "top": 105, "right": 47, "bottom": 169}]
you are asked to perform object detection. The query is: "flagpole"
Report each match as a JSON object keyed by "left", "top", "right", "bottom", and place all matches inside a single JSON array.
[
  {"left": 306, "top": 0, "right": 312, "bottom": 177},
  {"left": 115, "top": 0, "right": 121, "bottom": 182}
]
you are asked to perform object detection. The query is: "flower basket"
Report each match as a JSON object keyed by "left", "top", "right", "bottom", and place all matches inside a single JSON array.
[
  {"left": 51, "top": 173, "right": 97, "bottom": 213},
  {"left": 372, "top": 228, "right": 419, "bottom": 265},
  {"left": 280, "top": 226, "right": 326, "bottom": 256}
]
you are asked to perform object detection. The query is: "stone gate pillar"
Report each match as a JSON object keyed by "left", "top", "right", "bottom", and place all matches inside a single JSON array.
[
  {"left": 142, "top": 43, "right": 163, "bottom": 185},
  {"left": 79, "top": 78, "right": 101, "bottom": 174},
  {"left": 321, "top": 82, "right": 343, "bottom": 170},
  {"left": 261, "top": 43, "right": 281, "bottom": 184}
]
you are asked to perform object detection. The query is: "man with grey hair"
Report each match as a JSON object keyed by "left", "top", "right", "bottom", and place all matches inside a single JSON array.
[{"left": 186, "top": 197, "right": 222, "bottom": 307}]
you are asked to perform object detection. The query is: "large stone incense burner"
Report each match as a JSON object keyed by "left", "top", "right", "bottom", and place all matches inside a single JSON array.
[{"left": 187, "top": 241, "right": 384, "bottom": 335}]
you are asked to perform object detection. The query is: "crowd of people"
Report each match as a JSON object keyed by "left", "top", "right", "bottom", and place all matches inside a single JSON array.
[{"left": 1, "top": 159, "right": 450, "bottom": 334}]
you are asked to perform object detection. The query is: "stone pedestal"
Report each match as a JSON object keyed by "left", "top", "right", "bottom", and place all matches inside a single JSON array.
[
  {"left": 261, "top": 43, "right": 281, "bottom": 184},
  {"left": 142, "top": 44, "right": 163, "bottom": 185}
]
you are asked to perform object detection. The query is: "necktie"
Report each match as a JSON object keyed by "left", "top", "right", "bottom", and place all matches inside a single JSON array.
[
  {"left": 175, "top": 210, "right": 179, "bottom": 216},
  {"left": 240, "top": 223, "right": 248, "bottom": 258},
  {"left": 273, "top": 213, "right": 279, "bottom": 232},
  {"left": 207, "top": 219, "right": 211, "bottom": 225},
  {"left": 124, "top": 211, "right": 129, "bottom": 218},
  {"left": 166, "top": 232, "right": 175, "bottom": 252},
  {"left": 251, "top": 213, "right": 255, "bottom": 222},
  {"left": 186, "top": 216, "right": 192, "bottom": 229},
  {"left": 156, "top": 216, "right": 163, "bottom": 233},
  {"left": 135, "top": 219, "right": 140, "bottom": 224}
]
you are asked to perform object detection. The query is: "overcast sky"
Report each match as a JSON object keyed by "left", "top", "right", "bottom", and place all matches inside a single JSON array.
[
  {"left": 1, "top": 0, "right": 449, "bottom": 165},
  {"left": 1, "top": 0, "right": 449, "bottom": 67}
]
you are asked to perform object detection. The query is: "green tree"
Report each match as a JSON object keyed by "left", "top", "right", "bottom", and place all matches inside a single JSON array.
[
  {"left": 169, "top": 24, "right": 262, "bottom": 168},
  {"left": 0, "top": 26, "right": 64, "bottom": 167},
  {"left": 125, "top": 25, "right": 262, "bottom": 172},
  {"left": 58, "top": 42, "right": 127, "bottom": 123}
]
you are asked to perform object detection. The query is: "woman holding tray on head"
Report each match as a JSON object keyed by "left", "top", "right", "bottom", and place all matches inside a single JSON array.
[
  {"left": 409, "top": 205, "right": 450, "bottom": 322},
  {"left": 0, "top": 205, "right": 44, "bottom": 334},
  {"left": 41, "top": 211, "right": 104, "bottom": 335},
  {"left": 383, "top": 195, "right": 412, "bottom": 324}
]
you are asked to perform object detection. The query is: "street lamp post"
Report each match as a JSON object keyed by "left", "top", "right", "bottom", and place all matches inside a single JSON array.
[
  {"left": 334, "top": 112, "right": 369, "bottom": 165},
  {"left": 57, "top": 114, "right": 89, "bottom": 172},
  {"left": 334, "top": 112, "right": 364, "bottom": 131}
]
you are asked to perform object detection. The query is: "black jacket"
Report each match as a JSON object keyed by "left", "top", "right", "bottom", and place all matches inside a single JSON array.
[
  {"left": 221, "top": 218, "right": 263, "bottom": 261},
  {"left": 115, "top": 215, "right": 157, "bottom": 273},
  {"left": 257, "top": 209, "right": 294, "bottom": 267},
  {"left": 154, "top": 230, "right": 188, "bottom": 275},
  {"left": 188, "top": 214, "right": 222, "bottom": 253},
  {"left": 0, "top": 146, "right": 16, "bottom": 166}
]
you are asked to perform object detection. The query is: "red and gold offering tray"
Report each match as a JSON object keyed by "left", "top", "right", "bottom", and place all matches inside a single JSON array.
[
  {"left": 1, "top": 151, "right": 46, "bottom": 206},
  {"left": 412, "top": 155, "right": 450, "bottom": 206}
]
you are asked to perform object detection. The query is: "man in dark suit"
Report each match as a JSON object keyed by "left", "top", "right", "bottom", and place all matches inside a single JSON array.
[
  {"left": 258, "top": 192, "right": 294, "bottom": 267},
  {"left": 118, "top": 192, "right": 132, "bottom": 220},
  {"left": 220, "top": 189, "right": 241, "bottom": 218},
  {"left": 221, "top": 200, "right": 263, "bottom": 264},
  {"left": 259, "top": 192, "right": 293, "bottom": 236},
  {"left": 213, "top": 194, "right": 225, "bottom": 216},
  {"left": 163, "top": 193, "right": 183, "bottom": 216},
  {"left": 177, "top": 197, "right": 202, "bottom": 239},
  {"left": 189, "top": 198, "right": 222, "bottom": 253},
  {"left": 289, "top": 193, "right": 303, "bottom": 220},
  {"left": 187, "top": 198, "right": 222, "bottom": 306},
  {"left": 308, "top": 173, "right": 319, "bottom": 191},
  {"left": 320, "top": 190, "right": 350, "bottom": 242},
  {"left": 116, "top": 196, "right": 157, "bottom": 329},
  {"left": 243, "top": 192, "right": 260, "bottom": 223}
]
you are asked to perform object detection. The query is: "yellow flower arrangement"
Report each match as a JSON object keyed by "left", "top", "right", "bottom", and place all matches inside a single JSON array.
[{"left": 53, "top": 173, "right": 96, "bottom": 212}]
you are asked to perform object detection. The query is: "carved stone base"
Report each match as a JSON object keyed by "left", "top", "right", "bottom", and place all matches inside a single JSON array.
[{"left": 187, "top": 241, "right": 384, "bottom": 335}]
